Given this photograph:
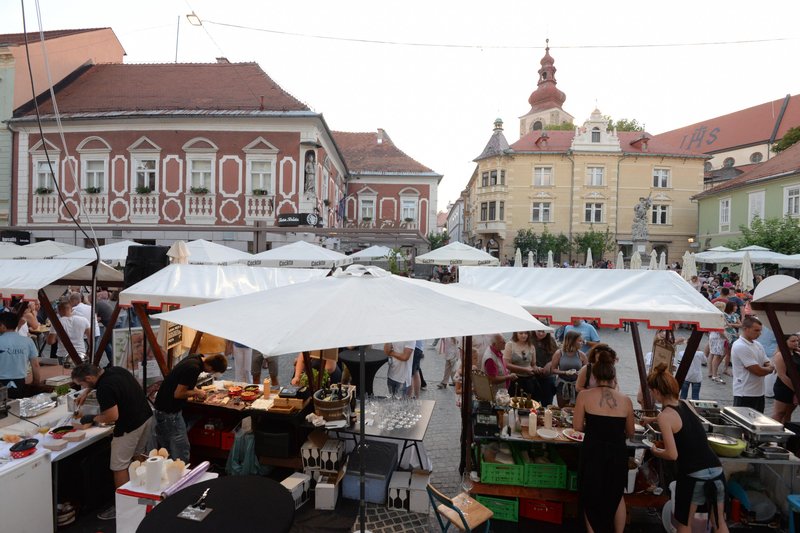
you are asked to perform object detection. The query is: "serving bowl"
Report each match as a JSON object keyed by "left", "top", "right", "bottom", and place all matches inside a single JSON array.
[{"left": 707, "top": 432, "right": 746, "bottom": 457}]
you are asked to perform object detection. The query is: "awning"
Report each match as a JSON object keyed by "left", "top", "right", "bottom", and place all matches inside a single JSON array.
[
  {"left": 0, "top": 258, "right": 124, "bottom": 301},
  {"left": 415, "top": 242, "right": 499, "bottom": 266},
  {"left": 247, "top": 241, "right": 352, "bottom": 268}
]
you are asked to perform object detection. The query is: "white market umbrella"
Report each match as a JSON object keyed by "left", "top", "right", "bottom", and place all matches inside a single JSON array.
[
  {"left": 167, "top": 240, "right": 190, "bottom": 265},
  {"left": 630, "top": 250, "right": 642, "bottom": 270},
  {"left": 658, "top": 251, "right": 667, "bottom": 271},
  {"left": 183, "top": 239, "right": 252, "bottom": 265},
  {"left": 514, "top": 248, "right": 523, "bottom": 268},
  {"left": 350, "top": 245, "right": 403, "bottom": 262},
  {"left": 707, "top": 246, "right": 734, "bottom": 252},
  {"left": 1, "top": 240, "right": 82, "bottom": 259},
  {"left": 682, "top": 251, "right": 697, "bottom": 281},
  {"left": 649, "top": 250, "right": 658, "bottom": 270},
  {"left": 616, "top": 251, "right": 625, "bottom": 269},
  {"left": 248, "top": 240, "right": 352, "bottom": 268},
  {"left": 416, "top": 241, "right": 499, "bottom": 266},
  {"left": 154, "top": 265, "right": 547, "bottom": 532},
  {"left": 584, "top": 247, "right": 593, "bottom": 268},
  {"left": 59, "top": 239, "right": 142, "bottom": 266},
  {"left": 740, "top": 251, "right": 755, "bottom": 292},
  {"left": 546, "top": 250, "right": 554, "bottom": 268},
  {"left": 527, "top": 251, "right": 535, "bottom": 268}
]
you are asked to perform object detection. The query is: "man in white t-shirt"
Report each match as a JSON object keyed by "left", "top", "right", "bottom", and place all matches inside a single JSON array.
[
  {"left": 70, "top": 291, "right": 101, "bottom": 342},
  {"left": 47, "top": 299, "right": 91, "bottom": 365},
  {"left": 384, "top": 341, "right": 414, "bottom": 397},
  {"left": 731, "top": 316, "right": 774, "bottom": 413}
]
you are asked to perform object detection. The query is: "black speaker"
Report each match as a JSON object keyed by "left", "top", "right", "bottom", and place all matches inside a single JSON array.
[{"left": 124, "top": 245, "right": 170, "bottom": 287}]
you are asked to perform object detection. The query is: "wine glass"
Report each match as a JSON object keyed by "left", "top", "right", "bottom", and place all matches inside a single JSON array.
[{"left": 460, "top": 472, "right": 474, "bottom": 506}]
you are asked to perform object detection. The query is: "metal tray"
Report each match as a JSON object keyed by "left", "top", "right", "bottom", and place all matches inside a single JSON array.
[{"left": 722, "top": 406, "right": 784, "bottom": 433}]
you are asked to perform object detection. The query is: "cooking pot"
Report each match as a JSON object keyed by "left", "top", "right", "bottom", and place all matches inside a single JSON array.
[{"left": 10, "top": 438, "right": 38, "bottom": 459}]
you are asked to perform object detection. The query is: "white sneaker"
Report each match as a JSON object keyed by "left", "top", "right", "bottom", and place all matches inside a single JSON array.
[{"left": 97, "top": 505, "right": 115, "bottom": 520}]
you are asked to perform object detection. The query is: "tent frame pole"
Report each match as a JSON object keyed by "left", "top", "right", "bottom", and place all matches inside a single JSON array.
[
  {"left": 764, "top": 309, "right": 800, "bottom": 402},
  {"left": 460, "top": 335, "right": 473, "bottom": 474},
  {"left": 630, "top": 322, "right": 654, "bottom": 410},
  {"left": 132, "top": 302, "right": 169, "bottom": 378},
  {"left": 38, "top": 289, "right": 82, "bottom": 367},
  {"left": 674, "top": 327, "right": 704, "bottom": 387},
  {"left": 92, "top": 303, "right": 121, "bottom": 366}
]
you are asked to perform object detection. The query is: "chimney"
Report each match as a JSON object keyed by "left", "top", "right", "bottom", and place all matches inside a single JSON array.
[
  {"left": 377, "top": 129, "right": 384, "bottom": 145},
  {"left": 216, "top": 57, "right": 229, "bottom": 64}
]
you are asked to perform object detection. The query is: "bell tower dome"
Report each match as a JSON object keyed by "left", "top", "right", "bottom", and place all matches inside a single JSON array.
[{"left": 519, "top": 40, "right": 574, "bottom": 137}]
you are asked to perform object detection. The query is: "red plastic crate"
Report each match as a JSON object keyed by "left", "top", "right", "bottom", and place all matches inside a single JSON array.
[
  {"left": 520, "top": 498, "right": 562, "bottom": 525},
  {"left": 221, "top": 426, "right": 236, "bottom": 451},
  {"left": 189, "top": 422, "right": 221, "bottom": 448}
]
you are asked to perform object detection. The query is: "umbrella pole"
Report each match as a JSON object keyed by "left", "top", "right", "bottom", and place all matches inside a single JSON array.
[{"left": 358, "top": 345, "right": 368, "bottom": 533}]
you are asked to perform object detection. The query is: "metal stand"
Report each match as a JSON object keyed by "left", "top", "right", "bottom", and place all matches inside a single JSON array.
[{"left": 357, "top": 345, "right": 372, "bottom": 533}]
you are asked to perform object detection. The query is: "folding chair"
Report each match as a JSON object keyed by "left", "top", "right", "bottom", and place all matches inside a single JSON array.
[{"left": 427, "top": 483, "right": 492, "bottom": 533}]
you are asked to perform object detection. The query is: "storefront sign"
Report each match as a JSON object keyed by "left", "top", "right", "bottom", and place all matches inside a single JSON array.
[
  {"left": 1, "top": 230, "right": 31, "bottom": 245},
  {"left": 277, "top": 213, "right": 322, "bottom": 227},
  {"left": 277, "top": 214, "right": 302, "bottom": 227}
]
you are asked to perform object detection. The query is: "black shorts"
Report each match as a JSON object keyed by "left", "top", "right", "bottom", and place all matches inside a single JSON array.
[
  {"left": 733, "top": 395, "right": 765, "bottom": 413},
  {"left": 773, "top": 377, "right": 795, "bottom": 404},
  {"left": 412, "top": 347, "right": 424, "bottom": 374}
]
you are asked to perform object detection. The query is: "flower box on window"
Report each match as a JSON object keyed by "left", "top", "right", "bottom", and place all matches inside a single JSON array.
[
  {"left": 85, "top": 187, "right": 102, "bottom": 194},
  {"left": 251, "top": 189, "right": 270, "bottom": 196},
  {"left": 190, "top": 186, "right": 210, "bottom": 195},
  {"left": 323, "top": 199, "right": 331, "bottom": 207},
  {"left": 361, "top": 217, "right": 372, "bottom": 222},
  {"left": 135, "top": 186, "right": 153, "bottom": 194},
  {"left": 404, "top": 217, "right": 414, "bottom": 223},
  {"left": 35, "top": 187, "right": 54, "bottom": 195}
]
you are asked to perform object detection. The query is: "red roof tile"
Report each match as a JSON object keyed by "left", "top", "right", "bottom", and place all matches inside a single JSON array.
[
  {"left": 332, "top": 130, "right": 439, "bottom": 175},
  {"left": 510, "top": 130, "right": 705, "bottom": 157},
  {"left": 18, "top": 63, "right": 309, "bottom": 115},
  {"left": 0, "top": 28, "right": 109, "bottom": 46},
  {"left": 694, "top": 141, "right": 800, "bottom": 199},
  {"left": 653, "top": 94, "right": 800, "bottom": 154},
  {"left": 436, "top": 212, "right": 448, "bottom": 227}
]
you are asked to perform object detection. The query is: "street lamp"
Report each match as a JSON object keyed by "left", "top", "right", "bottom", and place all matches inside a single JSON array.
[{"left": 186, "top": 12, "right": 202, "bottom": 26}]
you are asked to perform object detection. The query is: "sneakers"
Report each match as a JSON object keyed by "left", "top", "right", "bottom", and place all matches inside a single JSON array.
[
  {"left": 711, "top": 376, "right": 726, "bottom": 384},
  {"left": 97, "top": 505, "right": 115, "bottom": 521},
  {"left": 437, "top": 383, "right": 447, "bottom": 389}
]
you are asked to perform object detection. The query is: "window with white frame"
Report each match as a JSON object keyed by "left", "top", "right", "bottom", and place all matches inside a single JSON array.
[
  {"left": 35, "top": 160, "right": 57, "bottom": 190},
  {"left": 83, "top": 159, "right": 105, "bottom": 190},
  {"left": 481, "top": 172, "right": 489, "bottom": 187},
  {"left": 248, "top": 159, "right": 272, "bottom": 193},
  {"left": 748, "top": 190, "right": 765, "bottom": 226},
  {"left": 401, "top": 199, "right": 417, "bottom": 221},
  {"left": 500, "top": 170, "right": 506, "bottom": 185},
  {"left": 480, "top": 202, "right": 488, "bottom": 221},
  {"left": 591, "top": 127, "right": 601, "bottom": 143},
  {"left": 533, "top": 166, "right": 553, "bottom": 186},
  {"left": 134, "top": 158, "right": 157, "bottom": 191},
  {"left": 719, "top": 198, "right": 731, "bottom": 232},
  {"left": 490, "top": 170, "right": 498, "bottom": 186},
  {"left": 189, "top": 158, "right": 212, "bottom": 191},
  {"left": 653, "top": 168, "right": 670, "bottom": 188},
  {"left": 584, "top": 202, "right": 603, "bottom": 223},
  {"left": 499, "top": 201, "right": 504, "bottom": 220},
  {"left": 532, "top": 202, "right": 552, "bottom": 222},
  {"left": 587, "top": 166, "right": 604, "bottom": 186},
  {"left": 488, "top": 201, "right": 497, "bottom": 220},
  {"left": 360, "top": 198, "right": 375, "bottom": 220},
  {"left": 785, "top": 185, "right": 800, "bottom": 217},
  {"left": 651, "top": 204, "right": 669, "bottom": 225}
]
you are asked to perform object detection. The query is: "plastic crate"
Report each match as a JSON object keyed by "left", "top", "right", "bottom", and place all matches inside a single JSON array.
[
  {"left": 520, "top": 498, "right": 562, "bottom": 524},
  {"left": 479, "top": 445, "right": 524, "bottom": 486},
  {"left": 567, "top": 470, "right": 578, "bottom": 491},
  {"left": 517, "top": 446, "right": 567, "bottom": 489},
  {"left": 475, "top": 495, "right": 518, "bottom": 522}
]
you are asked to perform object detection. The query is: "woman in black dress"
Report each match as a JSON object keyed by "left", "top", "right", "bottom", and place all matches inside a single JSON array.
[
  {"left": 647, "top": 364, "right": 729, "bottom": 533},
  {"left": 573, "top": 345, "right": 634, "bottom": 533}
]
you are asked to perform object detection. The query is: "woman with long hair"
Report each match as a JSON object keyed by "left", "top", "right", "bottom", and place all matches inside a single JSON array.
[
  {"left": 772, "top": 334, "right": 800, "bottom": 424},
  {"left": 503, "top": 331, "right": 537, "bottom": 397},
  {"left": 646, "top": 364, "right": 729, "bottom": 533},
  {"left": 531, "top": 329, "right": 558, "bottom": 405},
  {"left": 551, "top": 330, "right": 588, "bottom": 407},
  {"left": 573, "top": 345, "right": 634, "bottom": 533}
]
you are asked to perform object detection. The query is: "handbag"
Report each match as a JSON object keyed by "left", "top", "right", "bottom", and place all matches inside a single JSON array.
[{"left": 651, "top": 330, "right": 676, "bottom": 373}]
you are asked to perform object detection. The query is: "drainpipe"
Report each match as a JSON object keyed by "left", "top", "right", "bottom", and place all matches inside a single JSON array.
[{"left": 565, "top": 151, "right": 575, "bottom": 263}]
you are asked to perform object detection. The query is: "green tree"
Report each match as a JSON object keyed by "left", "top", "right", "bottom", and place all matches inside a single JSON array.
[
  {"left": 726, "top": 216, "right": 800, "bottom": 255},
  {"left": 426, "top": 230, "right": 449, "bottom": 250},
  {"left": 513, "top": 228, "right": 538, "bottom": 258},
  {"left": 544, "top": 121, "right": 576, "bottom": 131},
  {"left": 536, "top": 228, "right": 571, "bottom": 263},
  {"left": 603, "top": 116, "right": 644, "bottom": 132},
  {"left": 572, "top": 226, "right": 616, "bottom": 264},
  {"left": 772, "top": 125, "right": 800, "bottom": 153}
]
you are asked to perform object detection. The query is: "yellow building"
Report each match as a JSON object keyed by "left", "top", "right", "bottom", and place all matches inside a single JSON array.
[{"left": 465, "top": 46, "right": 707, "bottom": 264}]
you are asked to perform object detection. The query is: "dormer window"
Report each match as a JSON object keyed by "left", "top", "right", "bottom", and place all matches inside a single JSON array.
[
  {"left": 723, "top": 157, "right": 735, "bottom": 168},
  {"left": 533, "top": 121, "right": 543, "bottom": 131},
  {"left": 591, "top": 127, "right": 601, "bottom": 143}
]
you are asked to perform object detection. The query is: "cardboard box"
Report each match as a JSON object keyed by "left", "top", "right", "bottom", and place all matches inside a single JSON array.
[
  {"left": 319, "top": 439, "right": 345, "bottom": 473},
  {"left": 408, "top": 470, "right": 430, "bottom": 513},
  {"left": 387, "top": 471, "right": 411, "bottom": 511},
  {"left": 301, "top": 440, "right": 323, "bottom": 470},
  {"left": 280, "top": 472, "right": 312, "bottom": 510},
  {"left": 315, "top": 468, "right": 346, "bottom": 510}
]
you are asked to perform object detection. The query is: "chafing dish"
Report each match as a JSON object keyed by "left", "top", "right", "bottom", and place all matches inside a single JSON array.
[
  {"left": 685, "top": 400, "right": 744, "bottom": 440},
  {"left": 66, "top": 390, "right": 100, "bottom": 416},
  {"left": 722, "top": 406, "right": 794, "bottom": 444}
]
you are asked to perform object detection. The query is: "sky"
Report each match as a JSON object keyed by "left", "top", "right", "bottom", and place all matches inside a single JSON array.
[{"left": 2, "top": 0, "right": 799, "bottom": 211}]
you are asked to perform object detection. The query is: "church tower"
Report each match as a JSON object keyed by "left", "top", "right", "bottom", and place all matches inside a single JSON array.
[{"left": 519, "top": 40, "right": 574, "bottom": 137}]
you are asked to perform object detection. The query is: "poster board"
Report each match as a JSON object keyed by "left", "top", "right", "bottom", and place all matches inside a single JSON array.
[{"left": 113, "top": 326, "right": 162, "bottom": 390}]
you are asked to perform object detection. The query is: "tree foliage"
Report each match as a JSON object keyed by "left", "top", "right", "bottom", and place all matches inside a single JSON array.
[
  {"left": 545, "top": 121, "right": 576, "bottom": 131},
  {"left": 513, "top": 228, "right": 571, "bottom": 263},
  {"left": 572, "top": 226, "right": 616, "bottom": 262},
  {"left": 726, "top": 216, "right": 800, "bottom": 255},
  {"left": 773, "top": 125, "right": 800, "bottom": 153},
  {"left": 427, "top": 230, "right": 449, "bottom": 250},
  {"left": 603, "top": 116, "right": 644, "bottom": 132}
]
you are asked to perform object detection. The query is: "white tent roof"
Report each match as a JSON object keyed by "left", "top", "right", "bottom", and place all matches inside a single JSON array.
[
  {"left": 349, "top": 245, "right": 403, "bottom": 261},
  {"left": 0, "top": 240, "right": 82, "bottom": 259},
  {"left": 0, "top": 258, "right": 124, "bottom": 301},
  {"left": 415, "top": 242, "right": 500, "bottom": 266},
  {"left": 58, "top": 240, "right": 142, "bottom": 265},
  {"left": 153, "top": 265, "right": 546, "bottom": 356},
  {"left": 694, "top": 247, "right": 800, "bottom": 267},
  {"left": 247, "top": 240, "right": 352, "bottom": 268},
  {"left": 181, "top": 239, "right": 253, "bottom": 265},
  {"left": 119, "top": 264, "right": 327, "bottom": 309},
  {"left": 752, "top": 275, "right": 800, "bottom": 334},
  {"left": 458, "top": 266, "right": 726, "bottom": 331}
]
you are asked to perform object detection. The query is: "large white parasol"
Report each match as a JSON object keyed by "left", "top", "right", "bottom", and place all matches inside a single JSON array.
[
  {"left": 585, "top": 247, "right": 593, "bottom": 268},
  {"left": 415, "top": 242, "right": 499, "bottom": 266},
  {"left": 59, "top": 239, "right": 143, "bottom": 266},
  {"left": 616, "top": 251, "right": 625, "bottom": 269},
  {"left": 167, "top": 240, "right": 190, "bottom": 265},
  {"left": 740, "top": 251, "right": 755, "bottom": 292},
  {"left": 514, "top": 247, "right": 523, "bottom": 268},
  {"left": 527, "top": 251, "right": 535, "bottom": 268},
  {"left": 546, "top": 250, "right": 554, "bottom": 268},
  {"left": 658, "top": 251, "right": 667, "bottom": 271},
  {"left": 630, "top": 251, "right": 642, "bottom": 270},
  {"left": 649, "top": 250, "right": 658, "bottom": 270},
  {"left": 682, "top": 251, "right": 697, "bottom": 281},
  {"left": 248, "top": 240, "right": 352, "bottom": 268}
]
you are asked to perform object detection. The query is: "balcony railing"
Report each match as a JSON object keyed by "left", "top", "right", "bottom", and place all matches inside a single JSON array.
[
  {"left": 478, "top": 185, "right": 508, "bottom": 195},
  {"left": 80, "top": 194, "right": 108, "bottom": 223},
  {"left": 129, "top": 193, "right": 159, "bottom": 224},
  {"left": 32, "top": 194, "right": 59, "bottom": 223},
  {"left": 244, "top": 194, "right": 275, "bottom": 222},
  {"left": 475, "top": 220, "right": 506, "bottom": 234},
  {"left": 185, "top": 193, "right": 216, "bottom": 224}
]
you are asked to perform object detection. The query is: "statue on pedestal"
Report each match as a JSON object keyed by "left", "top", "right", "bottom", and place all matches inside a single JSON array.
[{"left": 632, "top": 194, "right": 652, "bottom": 242}]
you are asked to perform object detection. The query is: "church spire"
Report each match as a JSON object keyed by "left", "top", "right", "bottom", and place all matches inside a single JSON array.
[{"left": 527, "top": 39, "right": 567, "bottom": 112}]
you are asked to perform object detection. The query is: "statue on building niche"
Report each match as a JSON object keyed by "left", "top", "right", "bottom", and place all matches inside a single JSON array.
[
  {"left": 632, "top": 194, "right": 652, "bottom": 241},
  {"left": 304, "top": 151, "right": 316, "bottom": 194}
]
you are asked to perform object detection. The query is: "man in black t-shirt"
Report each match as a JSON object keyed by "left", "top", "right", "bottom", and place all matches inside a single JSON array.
[
  {"left": 153, "top": 353, "right": 228, "bottom": 461},
  {"left": 72, "top": 363, "right": 153, "bottom": 520}
]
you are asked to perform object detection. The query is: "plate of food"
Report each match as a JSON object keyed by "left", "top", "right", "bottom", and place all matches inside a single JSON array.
[
  {"left": 562, "top": 428, "right": 585, "bottom": 442},
  {"left": 536, "top": 428, "right": 559, "bottom": 440}
]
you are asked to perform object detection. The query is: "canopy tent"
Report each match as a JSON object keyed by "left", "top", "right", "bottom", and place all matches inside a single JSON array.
[
  {"left": 119, "top": 264, "right": 327, "bottom": 310},
  {"left": 349, "top": 245, "right": 404, "bottom": 262},
  {"left": 179, "top": 239, "right": 253, "bottom": 265},
  {"left": 0, "top": 242, "right": 21, "bottom": 248},
  {"left": 58, "top": 240, "right": 142, "bottom": 266},
  {"left": 415, "top": 241, "right": 499, "bottom": 266},
  {"left": 0, "top": 258, "right": 124, "bottom": 302},
  {"left": 458, "top": 267, "right": 725, "bottom": 331},
  {"left": 0, "top": 240, "right": 82, "bottom": 259},
  {"left": 694, "top": 246, "right": 800, "bottom": 267},
  {"left": 247, "top": 240, "right": 352, "bottom": 268}
]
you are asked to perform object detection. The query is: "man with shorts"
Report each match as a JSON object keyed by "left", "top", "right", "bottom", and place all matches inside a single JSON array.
[
  {"left": 731, "top": 316, "right": 773, "bottom": 413},
  {"left": 153, "top": 353, "right": 228, "bottom": 462},
  {"left": 252, "top": 349, "right": 279, "bottom": 386},
  {"left": 72, "top": 363, "right": 153, "bottom": 520},
  {"left": 384, "top": 341, "right": 414, "bottom": 397}
]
